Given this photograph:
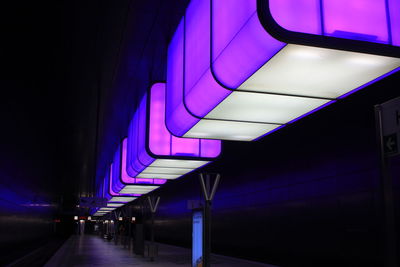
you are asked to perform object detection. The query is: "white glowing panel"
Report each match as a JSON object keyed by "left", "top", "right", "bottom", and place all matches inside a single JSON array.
[
  {"left": 183, "top": 44, "right": 400, "bottom": 141},
  {"left": 109, "top": 197, "right": 136, "bottom": 202},
  {"left": 240, "top": 44, "right": 400, "bottom": 98},
  {"left": 141, "top": 166, "right": 193, "bottom": 175},
  {"left": 136, "top": 173, "right": 180, "bottom": 179},
  {"left": 99, "top": 207, "right": 115, "bottom": 210},
  {"left": 205, "top": 90, "right": 329, "bottom": 124},
  {"left": 151, "top": 159, "right": 209, "bottom": 168},
  {"left": 185, "top": 119, "right": 281, "bottom": 141},
  {"left": 119, "top": 185, "right": 159, "bottom": 194}
]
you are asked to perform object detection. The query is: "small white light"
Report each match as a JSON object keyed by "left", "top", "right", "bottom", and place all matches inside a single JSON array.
[
  {"left": 110, "top": 197, "right": 136, "bottom": 202},
  {"left": 151, "top": 159, "right": 208, "bottom": 168},
  {"left": 119, "top": 185, "right": 158, "bottom": 194}
]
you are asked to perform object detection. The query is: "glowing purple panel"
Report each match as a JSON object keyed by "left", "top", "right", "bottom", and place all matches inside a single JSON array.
[
  {"left": 106, "top": 165, "right": 139, "bottom": 201},
  {"left": 269, "top": 0, "right": 321, "bottom": 35},
  {"left": 149, "top": 83, "right": 171, "bottom": 156},
  {"left": 268, "top": 0, "right": 394, "bottom": 44},
  {"left": 184, "top": 69, "right": 230, "bottom": 119},
  {"left": 184, "top": 0, "right": 210, "bottom": 97},
  {"left": 127, "top": 109, "right": 144, "bottom": 177},
  {"left": 388, "top": 0, "right": 400, "bottom": 46},
  {"left": 134, "top": 178, "right": 154, "bottom": 184},
  {"left": 111, "top": 149, "right": 123, "bottom": 193},
  {"left": 121, "top": 138, "right": 136, "bottom": 183},
  {"left": 178, "top": 0, "right": 284, "bottom": 122},
  {"left": 153, "top": 179, "right": 167, "bottom": 185},
  {"left": 121, "top": 138, "right": 167, "bottom": 185},
  {"left": 200, "top": 139, "right": 221, "bottom": 158},
  {"left": 171, "top": 135, "right": 199, "bottom": 157},
  {"left": 150, "top": 83, "right": 220, "bottom": 157},
  {"left": 146, "top": 82, "right": 220, "bottom": 158},
  {"left": 212, "top": 0, "right": 285, "bottom": 89},
  {"left": 166, "top": 19, "right": 200, "bottom": 137},
  {"left": 150, "top": 83, "right": 200, "bottom": 157},
  {"left": 184, "top": 0, "right": 231, "bottom": 119},
  {"left": 137, "top": 96, "right": 155, "bottom": 166},
  {"left": 212, "top": 0, "right": 256, "bottom": 60},
  {"left": 150, "top": 84, "right": 198, "bottom": 156},
  {"left": 127, "top": 82, "right": 220, "bottom": 181},
  {"left": 323, "top": 0, "right": 389, "bottom": 43}
]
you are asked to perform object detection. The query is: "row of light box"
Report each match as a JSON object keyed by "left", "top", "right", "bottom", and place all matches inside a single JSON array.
[
  {"left": 94, "top": 0, "right": 400, "bottom": 216},
  {"left": 93, "top": 83, "right": 221, "bottom": 216}
]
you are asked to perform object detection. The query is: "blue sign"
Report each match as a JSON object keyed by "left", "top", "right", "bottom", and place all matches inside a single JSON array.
[{"left": 192, "top": 210, "right": 203, "bottom": 267}]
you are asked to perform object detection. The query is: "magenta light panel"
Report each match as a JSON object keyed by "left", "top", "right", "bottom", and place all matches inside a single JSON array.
[
  {"left": 111, "top": 139, "right": 166, "bottom": 195},
  {"left": 91, "top": 167, "right": 139, "bottom": 216},
  {"left": 126, "top": 83, "right": 221, "bottom": 179}
]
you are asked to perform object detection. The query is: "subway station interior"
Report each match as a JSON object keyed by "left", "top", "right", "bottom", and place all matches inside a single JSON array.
[{"left": 2, "top": 0, "right": 400, "bottom": 266}]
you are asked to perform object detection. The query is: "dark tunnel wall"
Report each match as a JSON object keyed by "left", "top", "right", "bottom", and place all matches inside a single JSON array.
[
  {"left": 93, "top": 1, "right": 400, "bottom": 267},
  {"left": 1, "top": 0, "right": 133, "bottom": 265},
  {"left": 1, "top": 1, "right": 69, "bottom": 264}
]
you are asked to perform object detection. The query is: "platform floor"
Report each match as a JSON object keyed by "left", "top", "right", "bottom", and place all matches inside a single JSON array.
[{"left": 44, "top": 235, "right": 278, "bottom": 267}]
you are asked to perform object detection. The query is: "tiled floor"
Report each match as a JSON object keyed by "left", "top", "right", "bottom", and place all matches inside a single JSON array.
[{"left": 44, "top": 235, "right": 278, "bottom": 267}]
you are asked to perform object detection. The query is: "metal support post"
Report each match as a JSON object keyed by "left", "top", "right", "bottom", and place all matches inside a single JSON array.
[
  {"left": 199, "top": 173, "right": 220, "bottom": 267},
  {"left": 147, "top": 196, "right": 160, "bottom": 261}
]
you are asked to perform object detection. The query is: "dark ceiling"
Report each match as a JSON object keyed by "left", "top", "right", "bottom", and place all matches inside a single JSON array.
[{"left": 1, "top": 0, "right": 187, "bottom": 210}]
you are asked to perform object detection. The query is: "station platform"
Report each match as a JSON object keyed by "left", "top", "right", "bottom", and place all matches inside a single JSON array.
[{"left": 44, "top": 235, "right": 278, "bottom": 267}]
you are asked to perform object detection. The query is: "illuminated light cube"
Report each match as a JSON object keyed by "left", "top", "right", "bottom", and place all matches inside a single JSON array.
[
  {"left": 111, "top": 139, "right": 166, "bottom": 196},
  {"left": 126, "top": 83, "right": 221, "bottom": 179},
  {"left": 166, "top": 0, "right": 400, "bottom": 141},
  {"left": 107, "top": 164, "right": 140, "bottom": 201}
]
